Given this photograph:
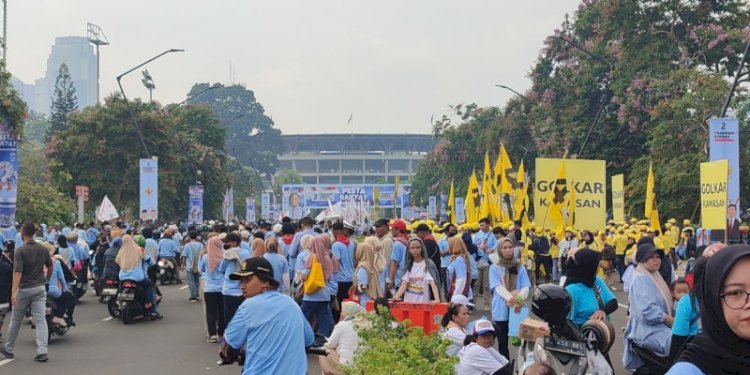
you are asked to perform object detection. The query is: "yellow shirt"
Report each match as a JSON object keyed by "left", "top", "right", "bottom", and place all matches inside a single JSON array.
[
  {"left": 550, "top": 243, "right": 560, "bottom": 258},
  {"left": 653, "top": 236, "right": 666, "bottom": 251},
  {"left": 613, "top": 234, "right": 628, "bottom": 255}
]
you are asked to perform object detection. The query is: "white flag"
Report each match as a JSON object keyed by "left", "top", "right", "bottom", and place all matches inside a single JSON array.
[{"left": 97, "top": 195, "right": 119, "bottom": 222}]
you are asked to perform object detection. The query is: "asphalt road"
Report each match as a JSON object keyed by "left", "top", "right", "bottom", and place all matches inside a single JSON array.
[{"left": 0, "top": 270, "right": 646, "bottom": 374}]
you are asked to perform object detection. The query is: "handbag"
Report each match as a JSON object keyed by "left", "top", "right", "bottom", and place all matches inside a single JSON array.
[{"left": 303, "top": 255, "right": 326, "bottom": 295}]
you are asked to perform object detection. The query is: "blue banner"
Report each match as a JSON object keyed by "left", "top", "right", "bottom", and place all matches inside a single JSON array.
[
  {"left": 440, "top": 193, "right": 447, "bottom": 221},
  {"left": 261, "top": 192, "right": 271, "bottom": 220},
  {"left": 281, "top": 184, "right": 412, "bottom": 209},
  {"left": 0, "top": 122, "right": 17, "bottom": 227},
  {"left": 428, "top": 196, "right": 437, "bottom": 218},
  {"left": 139, "top": 158, "right": 158, "bottom": 222},
  {"left": 188, "top": 185, "right": 203, "bottom": 224},
  {"left": 709, "top": 118, "right": 741, "bottom": 242},
  {"left": 246, "top": 196, "right": 256, "bottom": 223}
]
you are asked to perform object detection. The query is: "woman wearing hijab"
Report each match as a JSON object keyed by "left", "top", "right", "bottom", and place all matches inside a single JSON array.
[
  {"left": 623, "top": 244, "right": 673, "bottom": 370},
  {"left": 45, "top": 242, "right": 75, "bottom": 327},
  {"left": 490, "top": 237, "right": 532, "bottom": 359},
  {"left": 301, "top": 234, "right": 339, "bottom": 337},
  {"left": 116, "top": 234, "right": 160, "bottom": 319},
  {"left": 352, "top": 241, "right": 383, "bottom": 308},
  {"left": 564, "top": 247, "right": 618, "bottom": 327},
  {"left": 667, "top": 244, "right": 750, "bottom": 374},
  {"left": 57, "top": 234, "right": 77, "bottom": 272},
  {"left": 199, "top": 236, "right": 225, "bottom": 342},
  {"left": 447, "top": 236, "right": 473, "bottom": 302},
  {"left": 392, "top": 238, "right": 441, "bottom": 303},
  {"left": 362, "top": 236, "right": 385, "bottom": 291}
]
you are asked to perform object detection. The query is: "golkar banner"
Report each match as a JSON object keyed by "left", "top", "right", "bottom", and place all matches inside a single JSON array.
[
  {"left": 139, "top": 158, "right": 158, "bottom": 222},
  {"left": 0, "top": 121, "right": 18, "bottom": 227},
  {"left": 188, "top": 185, "right": 203, "bottom": 224},
  {"left": 700, "top": 160, "right": 728, "bottom": 231},
  {"left": 534, "top": 158, "right": 606, "bottom": 230},
  {"left": 709, "top": 118, "right": 740, "bottom": 242},
  {"left": 611, "top": 174, "right": 625, "bottom": 222}
]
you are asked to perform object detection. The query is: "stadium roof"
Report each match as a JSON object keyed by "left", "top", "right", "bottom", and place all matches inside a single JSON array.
[{"left": 282, "top": 133, "right": 435, "bottom": 154}]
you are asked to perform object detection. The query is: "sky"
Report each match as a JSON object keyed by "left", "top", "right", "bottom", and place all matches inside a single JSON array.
[{"left": 8, "top": 0, "right": 581, "bottom": 134}]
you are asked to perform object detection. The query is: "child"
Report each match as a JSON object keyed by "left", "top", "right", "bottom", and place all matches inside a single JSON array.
[{"left": 670, "top": 278, "right": 690, "bottom": 315}]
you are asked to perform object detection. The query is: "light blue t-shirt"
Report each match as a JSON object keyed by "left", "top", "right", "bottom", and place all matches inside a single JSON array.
[
  {"left": 224, "top": 292, "right": 314, "bottom": 375},
  {"left": 333, "top": 240, "right": 355, "bottom": 283},
  {"left": 158, "top": 238, "right": 180, "bottom": 257},
  {"left": 672, "top": 295, "right": 700, "bottom": 337},
  {"left": 263, "top": 252, "right": 289, "bottom": 294},
  {"left": 565, "top": 277, "right": 616, "bottom": 327},
  {"left": 473, "top": 230, "right": 496, "bottom": 263},
  {"left": 119, "top": 252, "right": 154, "bottom": 282},
  {"left": 182, "top": 241, "right": 204, "bottom": 271},
  {"left": 145, "top": 238, "right": 158, "bottom": 259},
  {"left": 299, "top": 251, "right": 330, "bottom": 301},
  {"left": 489, "top": 264, "right": 531, "bottom": 322},
  {"left": 438, "top": 237, "right": 450, "bottom": 268},
  {"left": 666, "top": 362, "right": 704, "bottom": 375},
  {"left": 355, "top": 266, "right": 370, "bottom": 308},
  {"left": 47, "top": 261, "right": 68, "bottom": 298},
  {"left": 219, "top": 248, "right": 252, "bottom": 296},
  {"left": 447, "top": 256, "right": 473, "bottom": 299},
  {"left": 390, "top": 240, "right": 407, "bottom": 283},
  {"left": 199, "top": 253, "right": 224, "bottom": 293}
]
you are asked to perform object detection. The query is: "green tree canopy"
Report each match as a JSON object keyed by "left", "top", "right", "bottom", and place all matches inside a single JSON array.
[{"left": 49, "top": 63, "right": 78, "bottom": 138}]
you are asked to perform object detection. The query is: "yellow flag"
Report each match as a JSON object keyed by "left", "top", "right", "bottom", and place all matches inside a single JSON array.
[
  {"left": 481, "top": 152, "right": 497, "bottom": 223},
  {"left": 645, "top": 161, "right": 656, "bottom": 218},
  {"left": 465, "top": 171, "right": 480, "bottom": 223},
  {"left": 567, "top": 179, "right": 576, "bottom": 229},
  {"left": 543, "top": 157, "right": 567, "bottom": 229},
  {"left": 513, "top": 162, "right": 526, "bottom": 221},
  {"left": 495, "top": 144, "right": 514, "bottom": 222},
  {"left": 447, "top": 180, "right": 455, "bottom": 224},
  {"left": 650, "top": 208, "right": 661, "bottom": 233}
]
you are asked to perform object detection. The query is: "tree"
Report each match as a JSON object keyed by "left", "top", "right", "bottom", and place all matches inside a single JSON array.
[
  {"left": 23, "top": 111, "right": 51, "bottom": 144},
  {"left": 273, "top": 168, "right": 303, "bottom": 196},
  {"left": 0, "top": 62, "right": 28, "bottom": 138},
  {"left": 15, "top": 175, "right": 76, "bottom": 224},
  {"left": 49, "top": 63, "right": 78, "bottom": 137},
  {"left": 187, "top": 83, "right": 285, "bottom": 179}
]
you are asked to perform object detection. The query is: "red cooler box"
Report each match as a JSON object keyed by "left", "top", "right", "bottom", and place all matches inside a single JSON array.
[{"left": 366, "top": 301, "right": 449, "bottom": 334}]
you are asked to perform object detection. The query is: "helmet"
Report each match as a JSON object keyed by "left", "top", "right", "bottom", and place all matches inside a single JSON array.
[
  {"left": 531, "top": 284, "right": 572, "bottom": 330},
  {"left": 581, "top": 319, "right": 616, "bottom": 353},
  {"left": 133, "top": 235, "right": 146, "bottom": 248}
]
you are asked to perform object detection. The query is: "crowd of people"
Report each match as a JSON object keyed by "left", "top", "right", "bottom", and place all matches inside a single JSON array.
[{"left": 0, "top": 214, "right": 748, "bottom": 374}]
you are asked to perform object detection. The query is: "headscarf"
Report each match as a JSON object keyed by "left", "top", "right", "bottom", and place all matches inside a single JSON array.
[
  {"left": 251, "top": 238, "right": 266, "bottom": 258},
  {"left": 306, "top": 234, "right": 339, "bottom": 279},
  {"left": 634, "top": 244, "right": 672, "bottom": 316},
  {"left": 678, "top": 245, "right": 750, "bottom": 374},
  {"left": 353, "top": 242, "right": 383, "bottom": 300},
  {"left": 448, "top": 236, "right": 472, "bottom": 282},
  {"left": 206, "top": 236, "right": 223, "bottom": 273},
  {"left": 300, "top": 234, "right": 314, "bottom": 253},
  {"left": 496, "top": 237, "right": 520, "bottom": 290},
  {"left": 564, "top": 247, "right": 599, "bottom": 288},
  {"left": 115, "top": 235, "right": 143, "bottom": 272},
  {"left": 363, "top": 236, "right": 385, "bottom": 272},
  {"left": 405, "top": 238, "right": 441, "bottom": 301}
]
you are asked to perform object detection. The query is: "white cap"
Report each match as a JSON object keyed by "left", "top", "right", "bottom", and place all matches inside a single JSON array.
[
  {"left": 450, "top": 294, "right": 475, "bottom": 307},
  {"left": 240, "top": 230, "right": 250, "bottom": 239},
  {"left": 473, "top": 319, "right": 495, "bottom": 335},
  {"left": 272, "top": 223, "right": 283, "bottom": 234}
]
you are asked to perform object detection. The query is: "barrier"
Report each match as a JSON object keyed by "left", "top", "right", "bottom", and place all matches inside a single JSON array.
[{"left": 365, "top": 300, "right": 449, "bottom": 334}]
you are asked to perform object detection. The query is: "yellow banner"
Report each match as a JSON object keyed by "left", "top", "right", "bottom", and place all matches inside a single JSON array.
[
  {"left": 700, "top": 160, "right": 728, "bottom": 230},
  {"left": 612, "top": 174, "right": 625, "bottom": 222},
  {"left": 535, "top": 158, "right": 606, "bottom": 230}
]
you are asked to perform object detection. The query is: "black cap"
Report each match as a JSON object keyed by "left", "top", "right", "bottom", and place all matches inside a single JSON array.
[
  {"left": 373, "top": 219, "right": 389, "bottom": 227},
  {"left": 257, "top": 219, "right": 268, "bottom": 227},
  {"left": 223, "top": 232, "right": 242, "bottom": 244},
  {"left": 229, "top": 257, "right": 279, "bottom": 287},
  {"left": 635, "top": 243, "right": 662, "bottom": 263},
  {"left": 415, "top": 223, "right": 431, "bottom": 233}
]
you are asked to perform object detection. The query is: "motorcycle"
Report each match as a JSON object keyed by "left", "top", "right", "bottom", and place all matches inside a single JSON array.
[
  {"left": 515, "top": 284, "right": 615, "bottom": 375},
  {"left": 117, "top": 279, "right": 159, "bottom": 324},
  {"left": 101, "top": 278, "right": 120, "bottom": 318},
  {"left": 72, "top": 267, "right": 88, "bottom": 301},
  {"left": 157, "top": 258, "right": 177, "bottom": 285},
  {"left": 30, "top": 298, "right": 70, "bottom": 341}
]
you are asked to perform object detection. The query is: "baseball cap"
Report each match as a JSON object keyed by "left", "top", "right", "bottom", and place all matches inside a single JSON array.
[
  {"left": 450, "top": 294, "right": 475, "bottom": 307},
  {"left": 229, "top": 257, "right": 280, "bottom": 287},
  {"left": 373, "top": 219, "right": 389, "bottom": 227},
  {"left": 390, "top": 220, "right": 407, "bottom": 232},
  {"left": 473, "top": 319, "right": 495, "bottom": 335}
]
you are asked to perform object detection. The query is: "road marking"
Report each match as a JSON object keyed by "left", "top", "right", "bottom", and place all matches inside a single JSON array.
[
  {"left": 0, "top": 359, "right": 13, "bottom": 366},
  {"left": 180, "top": 285, "right": 189, "bottom": 290},
  {"left": 102, "top": 316, "right": 113, "bottom": 322}
]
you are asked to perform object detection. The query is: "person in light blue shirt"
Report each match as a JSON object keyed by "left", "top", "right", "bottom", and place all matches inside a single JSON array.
[
  {"left": 46, "top": 249, "right": 75, "bottom": 327},
  {"left": 447, "top": 236, "right": 473, "bottom": 301},
  {"left": 86, "top": 224, "right": 99, "bottom": 246},
  {"left": 263, "top": 237, "right": 289, "bottom": 294},
  {"left": 300, "top": 234, "right": 336, "bottom": 337},
  {"left": 200, "top": 236, "right": 226, "bottom": 342},
  {"left": 387, "top": 222, "right": 409, "bottom": 295},
  {"left": 489, "top": 237, "right": 531, "bottom": 359},
  {"left": 438, "top": 226, "right": 456, "bottom": 296},
  {"left": 219, "top": 232, "right": 251, "bottom": 328},
  {"left": 331, "top": 223, "right": 355, "bottom": 314},
  {"left": 181, "top": 231, "right": 204, "bottom": 301},
  {"left": 116, "top": 235, "right": 159, "bottom": 318},
  {"left": 289, "top": 218, "right": 317, "bottom": 269},
  {"left": 239, "top": 230, "right": 251, "bottom": 252},
  {"left": 157, "top": 229, "right": 182, "bottom": 283},
  {"left": 222, "top": 256, "right": 313, "bottom": 375}
]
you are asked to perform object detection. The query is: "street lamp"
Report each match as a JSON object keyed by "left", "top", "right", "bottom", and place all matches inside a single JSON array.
[
  {"left": 141, "top": 69, "right": 156, "bottom": 102},
  {"left": 495, "top": 84, "right": 533, "bottom": 103},
  {"left": 116, "top": 48, "right": 184, "bottom": 157}
]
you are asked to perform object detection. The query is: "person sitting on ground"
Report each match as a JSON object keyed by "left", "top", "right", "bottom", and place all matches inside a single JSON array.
[
  {"left": 319, "top": 301, "right": 366, "bottom": 375},
  {"left": 457, "top": 319, "right": 512, "bottom": 375},
  {"left": 441, "top": 294, "right": 472, "bottom": 356}
]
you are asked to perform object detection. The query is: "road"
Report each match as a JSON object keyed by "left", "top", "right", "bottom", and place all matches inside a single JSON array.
[{"left": 0, "top": 271, "right": 644, "bottom": 374}]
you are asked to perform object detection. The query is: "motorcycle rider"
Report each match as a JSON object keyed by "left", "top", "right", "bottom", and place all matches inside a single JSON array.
[
  {"left": 102, "top": 237, "right": 122, "bottom": 281},
  {"left": 116, "top": 234, "right": 161, "bottom": 319},
  {"left": 43, "top": 242, "right": 75, "bottom": 327},
  {"left": 157, "top": 228, "right": 182, "bottom": 284}
]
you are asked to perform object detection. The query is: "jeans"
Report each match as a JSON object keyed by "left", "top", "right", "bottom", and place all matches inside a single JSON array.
[
  {"left": 187, "top": 272, "right": 200, "bottom": 299},
  {"left": 552, "top": 258, "right": 559, "bottom": 282},
  {"left": 204, "top": 292, "right": 225, "bottom": 337},
  {"left": 223, "top": 295, "right": 245, "bottom": 330},
  {"left": 0, "top": 304, "right": 8, "bottom": 340},
  {"left": 301, "top": 300, "right": 334, "bottom": 337},
  {"left": 3, "top": 285, "right": 48, "bottom": 355},
  {"left": 616, "top": 254, "right": 626, "bottom": 280}
]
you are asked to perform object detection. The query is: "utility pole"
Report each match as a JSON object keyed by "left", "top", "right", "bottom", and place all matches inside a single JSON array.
[
  {"left": 87, "top": 23, "right": 110, "bottom": 104},
  {"left": 2, "top": 0, "right": 7, "bottom": 65}
]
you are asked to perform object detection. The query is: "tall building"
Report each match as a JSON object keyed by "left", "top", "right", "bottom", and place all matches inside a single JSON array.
[
  {"left": 12, "top": 36, "right": 96, "bottom": 115},
  {"left": 277, "top": 133, "right": 434, "bottom": 184}
]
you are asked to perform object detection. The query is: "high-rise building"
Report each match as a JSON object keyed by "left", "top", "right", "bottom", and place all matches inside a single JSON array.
[{"left": 12, "top": 36, "right": 96, "bottom": 115}]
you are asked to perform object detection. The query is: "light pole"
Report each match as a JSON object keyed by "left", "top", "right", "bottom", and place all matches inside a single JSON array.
[
  {"left": 495, "top": 84, "right": 533, "bottom": 103},
  {"left": 116, "top": 49, "right": 184, "bottom": 157},
  {"left": 141, "top": 69, "right": 155, "bottom": 102},
  {"left": 87, "top": 23, "right": 109, "bottom": 103}
]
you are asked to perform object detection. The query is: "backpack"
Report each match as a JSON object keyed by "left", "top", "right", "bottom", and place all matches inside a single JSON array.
[
  {"left": 533, "top": 237, "right": 550, "bottom": 255},
  {"left": 59, "top": 260, "right": 77, "bottom": 283}
]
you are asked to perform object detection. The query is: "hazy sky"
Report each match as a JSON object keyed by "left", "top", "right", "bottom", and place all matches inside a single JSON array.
[{"left": 8, "top": 1, "right": 580, "bottom": 134}]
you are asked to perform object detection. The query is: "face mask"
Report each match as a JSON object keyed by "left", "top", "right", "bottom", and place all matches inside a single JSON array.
[{"left": 223, "top": 243, "right": 231, "bottom": 250}]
